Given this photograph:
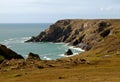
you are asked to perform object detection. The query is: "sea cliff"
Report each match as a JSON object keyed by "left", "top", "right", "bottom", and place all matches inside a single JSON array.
[{"left": 26, "top": 19, "right": 120, "bottom": 54}]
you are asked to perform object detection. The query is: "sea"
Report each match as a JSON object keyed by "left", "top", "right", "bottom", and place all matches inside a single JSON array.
[{"left": 0, "top": 23, "right": 84, "bottom": 60}]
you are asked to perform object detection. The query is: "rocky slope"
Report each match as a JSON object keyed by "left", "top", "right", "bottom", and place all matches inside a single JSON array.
[
  {"left": 26, "top": 19, "right": 120, "bottom": 52},
  {"left": 0, "top": 44, "right": 24, "bottom": 63}
]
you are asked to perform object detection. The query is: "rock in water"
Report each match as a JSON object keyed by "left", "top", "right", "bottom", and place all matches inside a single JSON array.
[
  {"left": 27, "top": 52, "right": 41, "bottom": 60},
  {"left": 64, "top": 49, "right": 73, "bottom": 56}
]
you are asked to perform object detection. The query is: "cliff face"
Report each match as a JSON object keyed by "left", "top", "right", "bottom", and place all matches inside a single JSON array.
[{"left": 26, "top": 19, "right": 120, "bottom": 52}]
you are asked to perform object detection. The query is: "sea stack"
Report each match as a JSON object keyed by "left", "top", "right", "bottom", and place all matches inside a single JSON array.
[{"left": 64, "top": 49, "right": 73, "bottom": 56}]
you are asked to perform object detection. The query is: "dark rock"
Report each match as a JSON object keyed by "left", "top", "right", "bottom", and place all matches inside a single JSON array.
[
  {"left": 97, "top": 21, "right": 111, "bottom": 32},
  {"left": 80, "top": 59, "right": 86, "bottom": 64},
  {"left": 64, "top": 49, "right": 73, "bottom": 55},
  {"left": 25, "top": 20, "right": 72, "bottom": 42},
  {"left": 27, "top": 52, "right": 41, "bottom": 60},
  {"left": 14, "top": 74, "right": 22, "bottom": 77},
  {"left": 100, "top": 29, "right": 110, "bottom": 37},
  {"left": 72, "top": 34, "right": 85, "bottom": 46},
  {"left": 58, "top": 77, "right": 64, "bottom": 79},
  {"left": 25, "top": 36, "right": 37, "bottom": 42},
  {"left": 36, "top": 65, "right": 44, "bottom": 69},
  {"left": 98, "top": 21, "right": 110, "bottom": 28},
  {"left": 0, "top": 44, "right": 24, "bottom": 63},
  {"left": 47, "top": 64, "right": 55, "bottom": 67},
  {"left": 78, "top": 43, "right": 92, "bottom": 51},
  {"left": 80, "top": 59, "right": 86, "bottom": 62},
  {"left": 72, "top": 39, "right": 79, "bottom": 46}
]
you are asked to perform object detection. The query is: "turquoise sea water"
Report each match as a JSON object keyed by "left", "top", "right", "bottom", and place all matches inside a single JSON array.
[{"left": 0, "top": 23, "right": 84, "bottom": 60}]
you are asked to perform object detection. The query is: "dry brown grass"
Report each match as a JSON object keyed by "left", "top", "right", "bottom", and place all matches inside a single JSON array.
[{"left": 0, "top": 56, "right": 120, "bottom": 82}]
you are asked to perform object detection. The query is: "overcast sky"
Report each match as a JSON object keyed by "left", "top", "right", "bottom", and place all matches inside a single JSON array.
[{"left": 0, "top": 0, "right": 120, "bottom": 23}]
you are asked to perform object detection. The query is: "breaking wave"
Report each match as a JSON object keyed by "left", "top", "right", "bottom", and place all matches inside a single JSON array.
[
  {"left": 69, "top": 46, "right": 85, "bottom": 52},
  {"left": 43, "top": 56, "right": 52, "bottom": 60},
  {"left": 59, "top": 53, "right": 79, "bottom": 57},
  {"left": 0, "top": 37, "right": 31, "bottom": 46}
]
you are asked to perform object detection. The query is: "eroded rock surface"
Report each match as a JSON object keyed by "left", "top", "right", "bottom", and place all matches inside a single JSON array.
[{"left": 26, "top": 19, "right": 118, "bottom": 51}]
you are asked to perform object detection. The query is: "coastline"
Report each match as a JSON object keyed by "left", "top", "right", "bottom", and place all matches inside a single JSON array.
[{"left": 0, "top": 19, "right": 120, "bottom": 82}]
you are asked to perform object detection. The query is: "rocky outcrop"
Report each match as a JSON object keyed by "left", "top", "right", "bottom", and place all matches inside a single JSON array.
[
  {"left": 0, "top": 44, "right": 24, "bottom": 63},
  {"left": 26, "top": 19, "right": 120, "bottom": 51},
  {"left": 64, "top": 49, "right": 73, "bottom": 55},
  {"left": 26, "top": 52, "right": 41, "bottom": 61}
]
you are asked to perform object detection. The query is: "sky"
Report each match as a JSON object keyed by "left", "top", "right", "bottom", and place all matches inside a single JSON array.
[{"left": 0, "top": 0, "right": 120, "bottom": 23}]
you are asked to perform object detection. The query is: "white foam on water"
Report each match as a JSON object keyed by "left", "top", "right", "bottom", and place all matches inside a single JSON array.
[
  {"left": 0, "top": 36, "right": 31, "bottom": 49},
  {"left": 62, "top": 43, "right": 84, "bottom": 52},
  {"left": 59, "top": 54, "right": 65, "bottom": 57},
  {"left": 1, "top": 37, "right": 31, "bottom": 45},
  {"left": 43, "top": 56, "right": 52, "bottom": 60},
  {"left": 7, "top": 45, "right": 12, "bottom": 48},
  {"left": 54, "top": 42, "right": 65, "bottom": 44},
  {"left": 65, "top": 49, "right": 68, "bottom": 52},
  {"left": 19, "top": 37, "right": 31, "bottom": 43},
  {"left": 58, "top": 43, "right": 84, "bottom": 58},
  {"left": 69, "top": 46, "right": 85, "bottom": 52},
  {"left": 9, "top": 38, "right": 13, "bottom": 41},
  {"left": 59, "top": 53, "right": 79, "bottom": 58},
  {"left": 24, "top": 55, "right": 28, "bottom": 58},
  {"left": 4, "top": 40, "right": 8, "bottom": 42}
]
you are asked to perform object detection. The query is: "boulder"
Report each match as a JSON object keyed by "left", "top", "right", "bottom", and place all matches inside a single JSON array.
[
  {"left": 27, "top": 52, "right": 41, "bottom": 60},
  {"left": 0, "top": 44, "right": 24, "bottom": 63},
  {"left": 64, "top": 49, "right": 73, "bottom": 55}
]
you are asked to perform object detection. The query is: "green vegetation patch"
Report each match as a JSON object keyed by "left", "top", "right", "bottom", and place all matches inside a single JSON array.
[{"left": 0, "top": 55, "right": 5, "bottom": 63}]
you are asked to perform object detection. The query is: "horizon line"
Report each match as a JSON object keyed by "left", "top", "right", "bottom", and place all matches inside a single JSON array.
[{"left": 0, "top": 18, "right": 120, "bottom": 24}]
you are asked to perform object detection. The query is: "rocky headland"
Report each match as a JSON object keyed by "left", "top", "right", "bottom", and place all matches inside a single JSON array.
[{"left": 26, "top": 19, "right": 120, "bottom": 55}]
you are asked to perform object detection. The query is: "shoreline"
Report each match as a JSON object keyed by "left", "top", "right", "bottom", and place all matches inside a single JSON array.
[
  {"left": 1, "top": 36, "right": 84, "bottom": 60},
  {"left": 0, "top": 19, "right": 120, "bottom": 82}
]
